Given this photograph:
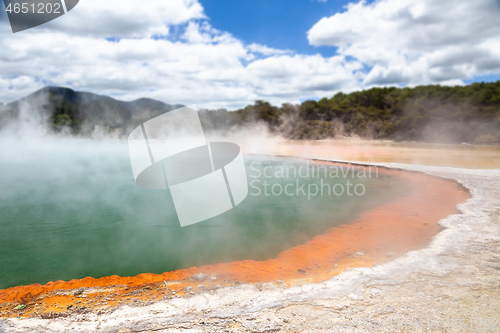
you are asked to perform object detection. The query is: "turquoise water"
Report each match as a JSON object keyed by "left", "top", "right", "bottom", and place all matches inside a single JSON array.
[{"left": 0, "top": 140, "right": 410, "bottom": 289}]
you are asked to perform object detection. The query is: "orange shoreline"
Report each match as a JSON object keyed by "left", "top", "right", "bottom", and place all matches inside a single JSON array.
[{"left": 0, "top": 161, "right": 470, "bottom": 319}]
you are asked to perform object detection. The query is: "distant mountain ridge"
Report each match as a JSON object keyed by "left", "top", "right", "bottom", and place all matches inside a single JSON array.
[
  {"left": 2, "top": 81, "right": 500, "bottom": 144},
  {"left": 0, "top": 87, "right": 183, "bottom": 137}
]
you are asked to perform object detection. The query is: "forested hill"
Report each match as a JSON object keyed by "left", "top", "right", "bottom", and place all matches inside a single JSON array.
[
  {"left": 200, "top": 81, "right": 500, "bottom": 144},
  {"left": 1, "top": 82, "right": 499, "bottom": 144},
  {"left": 0, "top": 87, "right": 183, "bottom": 137}
]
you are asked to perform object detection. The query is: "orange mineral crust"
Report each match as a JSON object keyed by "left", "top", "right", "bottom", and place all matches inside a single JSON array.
[{"left": 0, "top": 162, "right": 470, "bottom": 319}]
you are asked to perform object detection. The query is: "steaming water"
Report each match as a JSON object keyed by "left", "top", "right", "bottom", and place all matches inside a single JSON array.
[{"left": 0, "top": 140, "right": 410, "bottom": 289}]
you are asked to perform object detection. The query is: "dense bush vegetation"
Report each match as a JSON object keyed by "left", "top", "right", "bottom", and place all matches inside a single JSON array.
[
  {"left": 200, "top": 81, "right": 500, "bottom": 144},
  {"left": 1, "top": 81, "right": 499, "bottom": 143}
]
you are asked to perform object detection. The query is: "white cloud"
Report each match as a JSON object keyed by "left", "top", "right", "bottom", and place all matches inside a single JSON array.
[
  {"left": 0, "top": 27, "right": 358, "bottom": 109},
  {"left": 0, "top": 76, "right": 41, "bottom": 102},
  {"left": 247, "top": 43, "right": 293, "bottom": 56},
  {"left": 2, "top": 0, "right": 497, "bottom": 110},
  {"left": 308, "top": 0, "right": 500, "bottom": 86},
  {"left": 246, "top": 54, "right": 362, "bottom": 98},
  {"left": 45, "top": 0, "right": 204, "bottom": 37},
  {"left": 0, "top": 1, "right": 363, "bottom": 110}
]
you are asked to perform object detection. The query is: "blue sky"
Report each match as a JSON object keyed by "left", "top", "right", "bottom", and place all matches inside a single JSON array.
[
  {"left": 201, "top": 0, "right": 356, "bottom": 57},
  {"left": 464, "top": 74, "right": 500, "bottom": 85},
  {"left": 201, "top": 0, "right": 500, "bottom": 84}
]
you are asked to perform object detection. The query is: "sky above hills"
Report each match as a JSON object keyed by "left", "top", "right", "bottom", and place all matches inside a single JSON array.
[{"left": 0, "top": 0, "right": 499, "bottom": 109}]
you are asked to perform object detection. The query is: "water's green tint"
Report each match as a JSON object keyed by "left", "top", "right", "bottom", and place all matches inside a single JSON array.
[{"left": 0, "top": 141, "right": 411, "bottom": 289}]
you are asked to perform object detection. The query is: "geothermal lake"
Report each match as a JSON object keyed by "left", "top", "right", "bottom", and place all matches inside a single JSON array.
[{"left": 0, "top": 140, "right": 410, "bottom": 289}]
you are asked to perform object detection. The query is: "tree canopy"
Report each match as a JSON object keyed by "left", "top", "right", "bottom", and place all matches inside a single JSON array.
[{"left": 200, "top": 81, "right": 500, "bottom": 144}]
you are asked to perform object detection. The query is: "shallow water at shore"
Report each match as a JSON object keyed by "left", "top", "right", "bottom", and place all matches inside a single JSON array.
[{"left": 274, "top": 139, "right": 500, "bottom": 169}]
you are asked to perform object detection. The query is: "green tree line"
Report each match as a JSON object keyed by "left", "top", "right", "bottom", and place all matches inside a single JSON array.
[{"left": 200, "top": 81, "right": 500, "bottom": 144}]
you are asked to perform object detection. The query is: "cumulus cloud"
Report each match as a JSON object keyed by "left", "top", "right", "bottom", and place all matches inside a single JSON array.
[
  {"left": 247, "top": 43, "right": 293, "bottom": 56},
  {"left": 2, "top": 0, "right": 498, "bottom": 110},
  {"left": 247, "top": 54, "right": 362, "bottom": 97},
  {"left": 0, "top": 0, "right": 364, "bottom": 109},
  {"left": 43, "top": 0, "right": 204, "bottom": 37},
  {"left": 308, "top": 0, "right": 500, "bottom": 86}
]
